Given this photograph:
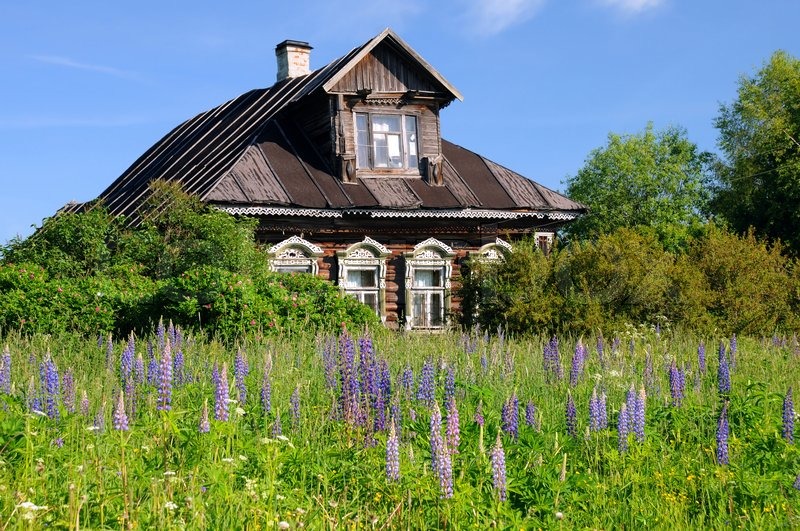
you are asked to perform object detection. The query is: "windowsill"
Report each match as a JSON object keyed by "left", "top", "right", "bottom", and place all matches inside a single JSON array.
[{"left": 353, "top": 170, "right": 422, "bottom": 179}]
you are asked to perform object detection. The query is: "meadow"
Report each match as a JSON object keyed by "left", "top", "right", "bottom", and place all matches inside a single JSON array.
[{"left": 0, "top": 324, "right": 799, "bottom": 529}]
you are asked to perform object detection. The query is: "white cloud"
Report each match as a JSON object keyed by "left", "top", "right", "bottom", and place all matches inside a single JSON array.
[
  {"left": 29, "top": 55, "right": 142, "bottom": 81},
  {"left": 462, "top": 0, "right": 547, "bottom": 37},
  {"left": 599, "top": 0, "right": 666, "bottom": 14}
]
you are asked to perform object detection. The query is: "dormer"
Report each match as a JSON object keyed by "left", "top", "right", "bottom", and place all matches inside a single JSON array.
[{"left": 320, "top": 29, "right": 463, "bottom": 185}]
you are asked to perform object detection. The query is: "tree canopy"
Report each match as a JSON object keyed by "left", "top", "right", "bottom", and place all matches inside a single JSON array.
[
  {"left": 563, "top": 123, "right": 712, "bottom": 250},
  {"left": 712, "top": 50, "right": 800, "bottom": 254}
]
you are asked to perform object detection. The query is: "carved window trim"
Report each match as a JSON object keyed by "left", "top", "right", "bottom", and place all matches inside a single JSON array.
[
  {"left": 477, "top": 237, "right": 513, "bottom": 262},
  {"left": 403, "top": 238, "right": 455, "bottom": 330},
  {"left": 534, "top": 232, "right": 554, "bottom": 254},
  {"left": 336, "top": 237, "right": 392, "bottom": 322},
  {"left": 267, "top": 236, "right": 323, "bottom": 275}
]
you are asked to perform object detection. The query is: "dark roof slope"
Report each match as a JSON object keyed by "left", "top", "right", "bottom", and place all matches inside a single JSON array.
[{"left": 94, "top": 29, "right": 584, "bottom": 223}]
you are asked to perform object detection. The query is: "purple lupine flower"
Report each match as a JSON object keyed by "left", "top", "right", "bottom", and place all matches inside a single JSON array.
[
  {"left": 417, "top": 360, "right": 435, "bottom": 405},
  {"left": 113, "top": 391, "right": 129, "bottom": 431},
  {"left": 783, "top": 387, "right": 794, "bottom": 444},
  {"left": 634, "top": 387, "right": 646, "bottom": 443},
  {"left": 146, "top": 341, "right": 158, "bottom": 386},
  {"left": 718, "top": 344, "right": 731, "bottom": 395},
  {"left": 339, "top": 333, "right": 359, "bottom": 425},
  {"left": 409, "top": 408, "right": 417, "bottom": 423},
  {"left": 272, "top": 410, "right": 282, "bottom": 437},
  {"left": 566, "top": 393, "right": 577, "bottom": 437},
  {"left": 27, "top": 376, "right": 41, "bottom": 413},
  {"left": 51, "top": 437, "right": 64, "bottom": 448},
  {"left": 358, "top": 335, "right": 377, "bottom": 401},
  {"left": 390, "top": 398, "right": 401, "bottom": 433},
  {"left": 43, "top": 357, "right": 60, "bottom": 420},
  {"left": 124, "top": 377, "right": 136, "bottom": 420},
  {"left": 626, "top": 384, "right": 637, "bottom": 433},
  {"left": 430, "top": 404, "right": 443, "bottom": 469},
  {"left": 490, "top": 432, "right": 507, "bottom": 502},
  {"left": 589, "top": 388, "right": 602, "bottom": 432},
  {"left": 261, "top": 371, "right": 272, "bottom": 415},
  {"left": 474, "top": 400, "right": 484, "bottom": 427},
  {"left": 386, "top": 422, "right": 400, "bottom": 482},
  {"left": 120, "top": 333, "right": 134, "bottom": 384},
  {"left": 157, "top": 339, "right": 173, "bottom": 411},
  {"left": 214, "top": 362, "right": 230, "bottom": 421},
  {"left": 716, "top": 402, "right": 729, "bottom": 465},
  {"left": 543, "top": 336, "right": 564, "bottom": 382},
  {"left": 437, "top": 439, "right": 454, "bottom": 499},
  {"left": 373, "top": 390, "right": 386, "bottom": 432},
  {"left": 569, "top": 341, "right": 586, "bottom": 388},
  {"left": 134, "top": 354, "right": 145, "bottom": 385},
  {"left": 62, "top": 368, "right": 75, "bottom": 414},
  {"left": 401, "top": 365, "right": 414, "bottom": 398},
  {"left": 611, "top": 336, "right": 621, "bottom": 354},
  {"left": 156, "top": 318, "right": 166, "bottom": 352},
  {"left": 93, "top": 401, "right": 106, "bottom": 432},
  {"left": 322, "top": 336, "right": 338, "bottom": 391},
  {"left": 291, "top": 385, "right": 301, "bottom": 428},
  {"left": 199, "top": 399, "right": 210, "bottom": 433},
  {"left": 446, "top": 396, "right": 460, "bottom": 454},
  {"left": 444, "top": 365, "right": 456, "bottom": 406},
  {"left": 173, "top": 347, "right": 185, "bottom": 387},
  {"left": 502, "top": 394, "right": 519, "bottom": 441},
  {"left": 167, "top": 320, "right": 177, "bottom": 349},
  {"left": 480, "top": 350, "right": 488, "bottom": 373},
  {"left": 525, "top": 400, "right": 538, "bottom": 430},
  {"left": 80, "top": 390, "right": 89, "bottom": 417},
  {"left": 234, "top": 349, "right": 248, "bottom": 405},
  {"left": 379, "top": 359, "right": 392, "bottom": 404},
  {"left": 618, "top": 403, "right": 629, "bottom": 453},
  {"left": 0, "top": 346, "right": 10, "bottom": 394},
  {"left": 669, "top": 360, "right": 683, "bottom": 407},
  {"left": 698, "top": 341, "right": 706, "bottom": 374}
]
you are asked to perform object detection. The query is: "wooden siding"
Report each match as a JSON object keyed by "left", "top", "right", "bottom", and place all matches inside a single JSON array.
[{"left": 328, "top": 42, "right": 441, "bottom": 94}]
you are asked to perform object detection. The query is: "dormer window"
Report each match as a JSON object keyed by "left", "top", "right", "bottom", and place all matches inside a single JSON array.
[{"left": 355, "top": 112, "right": 419, "bottom": 172}]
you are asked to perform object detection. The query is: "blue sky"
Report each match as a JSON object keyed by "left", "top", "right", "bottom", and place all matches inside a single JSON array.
[{"left": 1, "top": 0, "right": 798, "bottom": 245}]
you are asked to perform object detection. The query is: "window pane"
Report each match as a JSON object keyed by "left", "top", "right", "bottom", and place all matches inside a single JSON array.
[
  {"left": 430, "top": 293, "right": 443, "bottom": 326},
  {"left": 373, "top": 114, "right": 402, "bottom": 132},
  {"left": 362, "top": 293, "right": 378, "bottom": 313},
  {"left": 412, "top": 292, "right": 427, "bottom": 327},
  {"left": 355, "top": 113, "right": 370, "bottom": 169},
  {"left": 347, "top": 269, "right": 376, "bottom": 288},
  {"left": 405, "top": 115, "right": 418, "bottom": 169},
  {"left": 275, "top": 265, "right": 311, "bottom": 274},
  {"left": 373, "top": 133, "right": 389, "bottom": 168},
  {"left": 414, "top": 268, "right": 443, "bottom": 287}
]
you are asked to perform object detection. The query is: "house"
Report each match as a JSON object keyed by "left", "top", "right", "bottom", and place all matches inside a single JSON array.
[{"left": 92, "top": 28, "right": 585, "bottom": 330}]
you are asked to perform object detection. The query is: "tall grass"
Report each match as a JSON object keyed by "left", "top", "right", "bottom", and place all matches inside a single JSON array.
[{"left": 0, "top": 325, "right": 798, "bottom": 528}]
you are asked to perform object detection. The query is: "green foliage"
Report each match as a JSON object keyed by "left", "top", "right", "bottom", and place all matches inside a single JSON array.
[
  {"left": 712, "top": 50, "right": 800, "bottom": 254},
  {"left": 0, "top": 181, "right": 378, "bottom": 338},
  {"left": 460, "top": 226, "right": 800, "bottom": 336},
  {"left": 565, "top": 123, "right": 712, "bottom": 251}
]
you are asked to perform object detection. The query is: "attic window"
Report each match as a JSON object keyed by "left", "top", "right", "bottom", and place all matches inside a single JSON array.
[{"left": 355, "top": 112, "right": 419, "bottom": 172}]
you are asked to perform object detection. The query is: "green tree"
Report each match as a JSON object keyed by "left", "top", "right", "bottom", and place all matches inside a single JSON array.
[
  {"left": 712, "top": 50, "right": 800, "bottom": 254},
  {"left": 564, "top": 123, "right": 712, "bottom": 250}
]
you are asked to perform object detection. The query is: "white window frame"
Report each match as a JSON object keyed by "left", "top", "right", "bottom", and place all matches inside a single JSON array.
[
  {"left": 534, "top": 232, "right": 554, "bottom": 254},
  {"left": 267, "top": 236, "right": 323, "bottom": 275},
  {"left": 354, "top": 111, "right": 419, "bottom": 172},
  {"left": 404, "top": 238, "right": 455, "bottom": 331},
  {"left": 477, "top": 238, "right": 513, "bottom": 262},
  {"left": 336, "top": 237, "right": 391, "bottom": 322}
]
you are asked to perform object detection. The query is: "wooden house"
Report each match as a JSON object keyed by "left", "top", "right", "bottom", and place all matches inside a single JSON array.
[{"left": 91, "top": 28, "right": 586, "bottom": 330}]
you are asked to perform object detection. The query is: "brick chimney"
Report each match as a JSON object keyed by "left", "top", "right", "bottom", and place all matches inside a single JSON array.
[{"left": 275, "top": 40, "right": 312, "bottom": 81}]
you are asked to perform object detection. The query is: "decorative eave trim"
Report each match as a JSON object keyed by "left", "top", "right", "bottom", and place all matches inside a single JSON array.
[{"left": 216, "top": 205, "right": 578, "bottom": 221}]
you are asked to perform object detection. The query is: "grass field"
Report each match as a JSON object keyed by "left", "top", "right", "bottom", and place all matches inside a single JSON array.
[{"left": 0, "top": 325, "right": 798, "bottom": 529}]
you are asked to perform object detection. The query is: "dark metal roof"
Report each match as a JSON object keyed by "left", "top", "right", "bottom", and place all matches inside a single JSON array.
[{"left": 93, "top": 29, "right": 585, "bottom": 223}]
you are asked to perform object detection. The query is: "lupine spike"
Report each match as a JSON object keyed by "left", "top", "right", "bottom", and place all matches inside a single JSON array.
[
  {"left": 385, "top": 422, "right": 400, "bottom": 482},
  {"left": 157, "top": 338, "right": 173, "bottom": 411},
  {"left": 718, "top": 344, "right": 731, "bottom": 395},
  {"left": 215, "top": 362, "right": 230, "bottom": 421},
  {"left": 113, "top": 390, "right": 129, "bottom": 431},
  {"left": 490, "top": 431, "right": 507, "bottom": 502},
  {"left": 783, "top": 387, "right": 794, "bottom": 444},
  {"left": 199, "top": 399, "right": 210, "bottom": 433},
  {"left": 716, "top": 402, "right": 729, "bottom": 465},
  {"left": 566, "top": 392, "right": 577, "bottom": 438},
  {"left": 634, "top": 387, "right": 646, "bottom": 442},
  {"left": 445, "top": 396, "right": 460, "bottom": 454},
  {"left": 291, "top": 385, "right": 301, "bottom": 428},
  {"left": 618, "top": 403, "right": 629, "bottom": 454}
]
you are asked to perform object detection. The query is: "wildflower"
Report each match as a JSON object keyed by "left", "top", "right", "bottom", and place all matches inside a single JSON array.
[
  {"left": 401, "top": 365, "right": 414, "bottom": 397},
  {"left": 164, "top": 501, "right": 178, "bottom": 510},
  {"left": 438, "top": 442, "right": 454, "bottom": 499},
  {"left": 134, "top": 354, "right": 145, "bottom": 385},
  {"left": 618, "top": 403, "right": 629, "bottom": 454},
  {"left": 626, "top": 384, "right": 637, "bottom": 434},
  {"left": 120, "top": 333, "right": 134, "bottom": 384},
  {"left": 0, "top": 346, "right": 12, "bottom": 393},
  {"left": 474, "top": 401, "right": 484, "bottom": 427},
  {"left": 385, "top": 422, "right": 400, "bottom": 482},
  {"left": 525, "top": 400, "right": 538, "bottom": 430},
  {"left": 430, "top": 404, "right": 443, "bottom": 470},
  {"left": 634, "top": 387, "right": 646, "bottom": 442},
  {"left": 234, "top": 349, "right": 248, "bottom": 404},
  {"left": 718, "top": 344, "right": 731, "bottom": 395},
  {"left": 272, "top": 410, "right": 283, "bottom": 437},
  {"left": 783, "top": 387, "right": 794, "bottom": 444},
  {"left": 215, "top": 363, "right": 230, "bottom": 421},
  {"left": 444, "top": 365, "right": 456, "bottom": 406},
  {"left": 716, "top": 402, "right": 729, "bottom": 465},
  {"left": 52, "top": 437, "right": 64, "bottom": 448},
  {"left": 80, "top": 390, "right": 90, "bottom": 417},
  {"left": 113, "top": 391, "right": 129, "bottom": 431},
  {"left": 373, "top": 390, "right": 386, "bottom": 432},
  {"left": 199, "top": 399, "right": 210, "bottom": 433},
  {"left": 157, "top": 339, "right": 173, "bottom": 411},
  {"left": 261, "top": 372, "right": 272, "bottom": 415},
  {"left": 417, "top": 359, "right": 435, "bottom": 405},
  {"left": 569, "top": 340, "right": 586, "bottom": 388},
  {"left": 173, "top": 347, "right": 185, "bottom": 387},
  {"left": 42, "top": 356, "right": 60, "bottom": 420},
  {"left": 502, "top": 393, "right": 520, "bottom": 441},
  {"left": 147, "top": 341, "right": 159, "bottom": 386},
  {"left": 565, "top": 393, "right": 577, "bottom": 438},
  {"left": 588, "top": 388, "right": 603, "bottom": 432},
  {"left": 445, "top": 396, "right": 460, "bottom": 453},
  {"left": 698, "top": 341, "right": 706, "bottom": 374},
  {"left": 543, "top": 336, "right": 563, "bottom": 382},
  {"left": 490, "top": 432, "right": 507, "bottom": 501},
  {"left": 669, "top": 360, "right": 683, "bottom": 407},
  {"left": 27, "top": 376, "right": 41, "bottom": 414}
]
